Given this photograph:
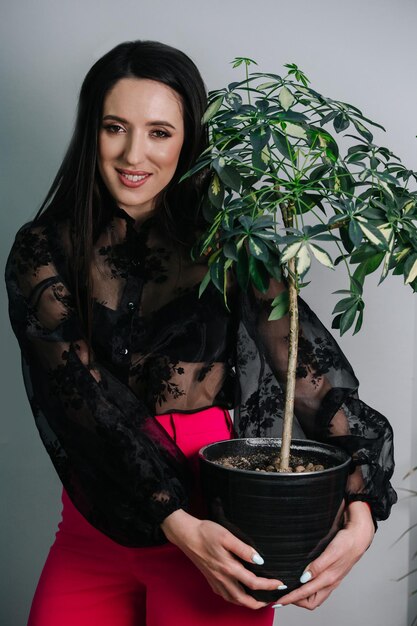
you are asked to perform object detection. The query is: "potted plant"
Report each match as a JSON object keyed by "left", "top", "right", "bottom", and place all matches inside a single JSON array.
[{"left": 180, "top": 58, "right": 417, "bottom": 602}]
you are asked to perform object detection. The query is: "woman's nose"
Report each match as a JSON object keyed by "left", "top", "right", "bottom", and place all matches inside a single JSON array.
[{"left": 124, "top": 131, "right": 146, "bottom": 165}]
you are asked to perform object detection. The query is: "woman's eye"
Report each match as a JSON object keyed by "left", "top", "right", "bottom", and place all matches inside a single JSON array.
[
  {"left": 103, "top": 124, "right": 124, "bottom": 134},
  {"left": 151, "top": 130, "right": 170, "bottom": 138}
]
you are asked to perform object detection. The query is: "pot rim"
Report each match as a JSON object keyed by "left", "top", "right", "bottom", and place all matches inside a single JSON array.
[{"left": 198, "top": 437, "right": 352, "bottom": 477}]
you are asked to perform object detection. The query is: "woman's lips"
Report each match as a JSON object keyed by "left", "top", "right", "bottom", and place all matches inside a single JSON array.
[{"left": 116, "top": 170, "right": 152, "bottom": 188}]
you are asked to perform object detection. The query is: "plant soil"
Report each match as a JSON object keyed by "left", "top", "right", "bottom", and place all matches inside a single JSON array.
[{"left": 215, "top": 451, "right": 333, "bottom": 473}]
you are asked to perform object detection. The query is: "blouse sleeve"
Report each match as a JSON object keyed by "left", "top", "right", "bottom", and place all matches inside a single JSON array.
[
  {"left": 234, "top": 277, "right": 398, "bottom": 528},
  {"left": 5, "top": 222, "right": 189, "bottom": 547}
]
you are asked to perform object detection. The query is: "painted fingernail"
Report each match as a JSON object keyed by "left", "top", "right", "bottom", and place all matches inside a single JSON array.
[
  {"left": 277, "top": 584, "right": 288, "bottom": 590},
  {"left": 272, "top": 603, "right": 283, "bottom": 609},
  {"left": 300, "top": 570, "right": 312, "bottom": 583},
  {"left": 251, "top": 552, "right": 264, "bottom": 565}
]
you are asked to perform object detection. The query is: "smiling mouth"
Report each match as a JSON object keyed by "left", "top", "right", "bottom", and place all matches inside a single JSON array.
[
  {"left": 118, "top": 172, "right": 150, "bottom": 182},
  {"left": 116, "top": 169, "right": 152, "bottom": 189}
]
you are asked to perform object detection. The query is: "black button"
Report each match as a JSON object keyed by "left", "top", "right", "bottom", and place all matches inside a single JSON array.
[
  {"left": 127, "top": 302, "right": 135, "bottom": 311},
  {"left": 132, "top": 259, "right": 141, "bottom": 267},
  {"left": 120, "top": 347, "right": 129, "bottom": 356}
]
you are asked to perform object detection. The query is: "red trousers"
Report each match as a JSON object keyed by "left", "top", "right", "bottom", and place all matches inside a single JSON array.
[{"left": 27, "top": 407, "right": 274, "bottom": 626}]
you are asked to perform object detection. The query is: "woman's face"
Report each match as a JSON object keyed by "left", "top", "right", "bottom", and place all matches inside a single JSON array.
[{"left": 98, "top": 77, "right": 185, "bottom": 222}]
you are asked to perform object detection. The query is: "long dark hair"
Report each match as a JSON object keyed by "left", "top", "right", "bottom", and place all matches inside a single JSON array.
[{"left": 33, "top": 40, "right": 210, "bottom": 355}]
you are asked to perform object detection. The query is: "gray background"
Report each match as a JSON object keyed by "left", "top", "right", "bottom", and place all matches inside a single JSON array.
[{"left": 1, "top": 1, "right": 416, "bottom": 624}]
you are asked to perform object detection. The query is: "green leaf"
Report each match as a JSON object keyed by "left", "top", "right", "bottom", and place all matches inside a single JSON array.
[
  {"left": 223, "top": 240, "right": 238, "bottom": 261},
  {"left": 249, "top": 256, "right": 270, "bottom": 292},
  {"left": 350, "top": 243, "right": 379, "bottom": 263},
  {"left": 271, "top": 129, "right": 296, "bottom": 162},
  {"left": 298, "top": 193, "right": 325, "bottom": 214},
  {"left": 252, "top": 146, "right": 270, "bottom": 173},
  {"left": 261, "top": 145, "right": 270, "bottom": 165},
  {"left": 334, "top": 254, "right": 348, "bottom": 266},
  {"left": 309, "top": 244, "right": 334, "bottom": 268},
  {"left": 281, "top": 241, "right": 302, "bottom": 263},
  {"left": 179, "top": 157, "right": 212, "bottom": 182},
  {"left": 256, "top": 99, "right": 269, "bottom": 113},
  {"left": 222, "top": 258, "right": 234, "bottom": 309},
  {"left": 376, "top": 177, "right": 395, "bottom": 200},
  {"left": 353, "top": 251, "right": 384, "bottom": 286},
  {"left": 221, "top": 211, "right": 233, "bottom": 231},
  {"left": 198, "top": 269, "right": 212, "bottom": 298},
  {"left": 279, "top": 86, "right": 295, "bottom": 111},
  {"left": 348, "top": 143, "right": 370, "bottom": 155},
  {"left": 264, "top": 258, "right": 282, "bottom": 281},
  {"left": 225, "top": 91, "right": 243, "bottom": 112},
  {"left": 348, "top": 220, "right": 363, "bottom": 247},
  {"left": 231, "top": 56, "right": 258, "bottom": 67},
  {"left": 333, "top": 113, "right": 350, "bottom": 133},
  {"left": 238, "top": 215, "right": 253, "bottom": 232},
  {"left": 296, "top": 245, "right": 311, "bottom": 275},
  {"left": 355, "top": 252, "right": 385, "bottom": 277},
  {"left": 352, "top": 119, "right": 373, "bottom": 142},
  {"left": 404, "top": 253, "right": 417, "bottom": 285},
  {"left": 319, "top": 111, "right": 337, "bottom": 126},
  {"left": 339, "top": 226, "right": 354, "bottom": 254},
  {"left": 350, "top": 276, "right": 363, "bottom": 295},
  {"left": 346, "top": 151, "right": 367, "bottom": 164},
  {"left": 208, "top": 173, "right": 224, "bottom": 209},
  {"left": 332, "top": 313, "right": 342, "bottom": 330},
  {"left": 359, "top": 222, "right": 388, "bottom": 248},
  {"left": 278, "top": 110, "right": 309, "bottom": 123},
  {"left": 250, "top": 126, "right": 271, "bottom": 151},
  {"left": 340, "top": 304, "right": 358, "bottom": 335},
  {"left": 213, "top": 158, "right": 241, "bottom": 192},
  {"left": 337, "top": 166, "right": 355, "bottom": 196},
  {"left": 332, "top": 296, "right": 356, "bottom": 314},
  {"left": 209, "top": 257, "right": 225, "bottom": 292},
  {"left": 282, "top": 121, "right": 307, "bottom": 140},
  {"left": 309, "top": 164, "right": 332, "bottom": 181},
  {"left": 362, "top": 206, "right": 386, "bottom": 220},
  {"left": 353, "top": 309, "right": 364, "bottom": 334},
  {"left": 257, "top": 81, "right": 278, "bottom": 90},
  {"left": 248, "top": 236, "right": 270, "bottom": 262},
  {"left": 202, "top": 95, "right": 224, "bottom": 124},
  {"left": 268, "top": 291, "right": 290, "bottom": 320},
  {"left": 379, "top": 249, "right": 392, "bottom": 284}
]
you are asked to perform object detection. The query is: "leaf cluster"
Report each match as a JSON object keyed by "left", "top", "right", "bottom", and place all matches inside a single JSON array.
[{"left": 180, "top": 60, "right": 417, "bottom": 334}]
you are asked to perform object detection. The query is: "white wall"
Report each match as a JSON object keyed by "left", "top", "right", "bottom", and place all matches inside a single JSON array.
[{"left": 1, "top": 1, "right": 416, "bottom": 624}]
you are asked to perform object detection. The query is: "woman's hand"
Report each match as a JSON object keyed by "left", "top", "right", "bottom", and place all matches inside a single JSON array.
[
  {"left": 161, "top": 509, "right": 286, "bottom": 610},
  {"left": 274, "top": 501, "right": 376, "bottom": 611}
]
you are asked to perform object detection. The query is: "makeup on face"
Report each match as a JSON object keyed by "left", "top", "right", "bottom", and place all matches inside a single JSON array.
[{"left": 98, "top": 78, "right": 185, "bottom": 223}]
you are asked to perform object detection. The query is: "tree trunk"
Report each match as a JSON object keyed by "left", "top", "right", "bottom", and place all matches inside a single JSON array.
[{"left": 279, "top": 202, "right": 299, "bottom": 471}]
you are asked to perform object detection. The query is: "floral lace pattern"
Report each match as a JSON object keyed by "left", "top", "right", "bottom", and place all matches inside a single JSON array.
[{"left": 5, "top": 202, "right": 397, "bottom": 545}]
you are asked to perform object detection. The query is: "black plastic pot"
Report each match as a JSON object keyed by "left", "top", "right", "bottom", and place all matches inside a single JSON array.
[{"left": 199, "top": 437, "right": 351, "bottom": 603}]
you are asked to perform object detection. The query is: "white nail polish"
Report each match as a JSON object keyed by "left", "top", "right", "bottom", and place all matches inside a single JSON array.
[
  {"left": 251, "top": 552, "right": 264, "bottom": 565},
  {"left": 300, "top": 570, "right": 312, "bottom": 583},
  {"left": 277, "top": 584, "right": 288, "bottom": 590},
  {"left": 272, "top": 603, "right": 283, "bottom": 609}
]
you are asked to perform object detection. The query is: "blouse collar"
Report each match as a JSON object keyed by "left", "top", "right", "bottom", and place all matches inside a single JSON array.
[{"left": 112, "top": 203, "right": 157, "bottom": 232}]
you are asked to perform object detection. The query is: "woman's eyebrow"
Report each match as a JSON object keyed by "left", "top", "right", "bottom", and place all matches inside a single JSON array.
[{"left": 102, "top": 114, "right": 176, "bottom": 129}]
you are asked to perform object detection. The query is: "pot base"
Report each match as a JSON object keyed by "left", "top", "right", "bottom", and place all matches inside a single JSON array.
[{"left": 199, "top": 438, "right": 351, "bottom": 602}]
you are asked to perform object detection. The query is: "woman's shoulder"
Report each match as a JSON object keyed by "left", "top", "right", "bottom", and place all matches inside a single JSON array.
[{"left": 6, "top": 214, "right": 71, "bottom": 283}]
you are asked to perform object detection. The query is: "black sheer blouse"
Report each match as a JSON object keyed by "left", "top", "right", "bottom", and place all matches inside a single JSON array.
[{"left": 5, "top": 203, "right": 397, "bottom": 546}]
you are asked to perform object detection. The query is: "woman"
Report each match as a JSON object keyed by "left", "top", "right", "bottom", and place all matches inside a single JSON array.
[{"left": 5, "top": 40, "right": 396, "bottom": 625}]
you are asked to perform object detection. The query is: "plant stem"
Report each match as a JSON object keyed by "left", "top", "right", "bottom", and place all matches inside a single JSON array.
[
  {"left": 280, "top": 255, "right": 299, "bottom": 470},
  {"left": 245, "top": 62, "right": 251, "bottom": 105},
  {"left": 280, "top": 201, "right": 299, "bottom": 471}
]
